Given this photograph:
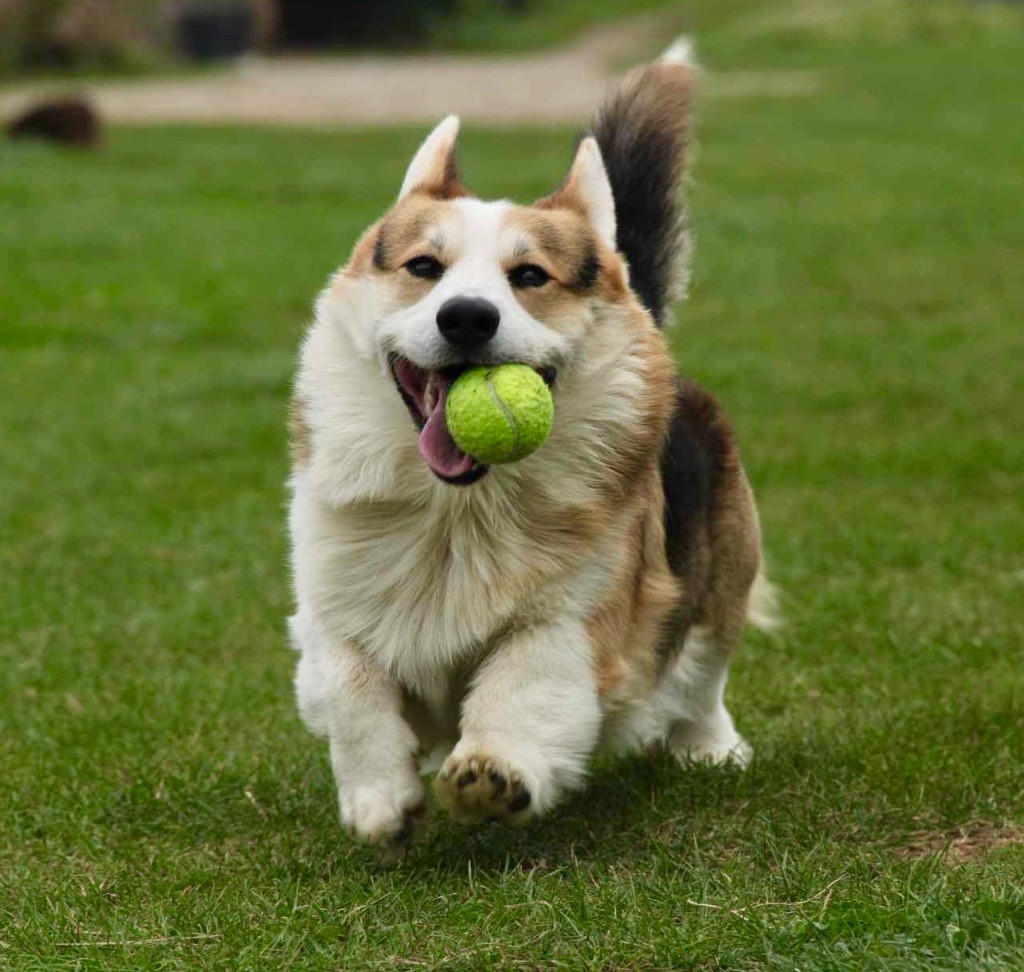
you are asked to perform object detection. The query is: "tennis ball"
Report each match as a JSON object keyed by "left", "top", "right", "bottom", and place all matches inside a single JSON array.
[{"left": 446, "top": 364, "right": 554, "bottom": 465}]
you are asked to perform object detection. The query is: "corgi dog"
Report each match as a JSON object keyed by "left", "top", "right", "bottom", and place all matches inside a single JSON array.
[{"left": 288, "top": 40, "right": 773, "bottom": 853}]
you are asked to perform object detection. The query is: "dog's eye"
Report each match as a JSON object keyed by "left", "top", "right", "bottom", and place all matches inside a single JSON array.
[
  {"left": 404, "top": 256, "right": 445, "bottom": 280},
  {"left": 508, "top": 264, "right": 551, "bottom": 289}
]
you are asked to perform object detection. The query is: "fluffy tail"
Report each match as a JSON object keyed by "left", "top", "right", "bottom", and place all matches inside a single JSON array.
[{"left": 590, "top": 37, "right": 695, "bottom": 326}]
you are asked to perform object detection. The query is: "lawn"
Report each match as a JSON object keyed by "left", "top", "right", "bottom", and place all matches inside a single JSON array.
[{"left": 2, "top": 2, "right": 1023, "bottom": 969}]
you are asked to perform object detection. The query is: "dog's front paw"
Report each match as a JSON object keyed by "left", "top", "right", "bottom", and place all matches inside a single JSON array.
[
  {"left": 435, "top": 753, "right": 533, "bottom": 826},
  {"left": 339, "top": 779, "right": 426, "bottom": 857}
]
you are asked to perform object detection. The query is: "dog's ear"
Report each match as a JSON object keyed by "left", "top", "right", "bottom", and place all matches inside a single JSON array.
[
  {"left": 538, "top": 137, "right": 616, "bottom": 249},
  {"left": 398, "top": 115, "right": 465, "bottom": 201}
]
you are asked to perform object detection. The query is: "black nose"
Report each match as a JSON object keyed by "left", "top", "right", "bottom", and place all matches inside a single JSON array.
[{"left": 436, "top": 296, "right": 499, "bottom": 350}]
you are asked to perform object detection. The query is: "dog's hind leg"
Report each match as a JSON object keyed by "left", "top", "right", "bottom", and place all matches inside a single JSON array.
[
  {"left": 663, "top": 620, "right": 751, "bottom": 766},
  {"left": 661, "top": 517, "right": 775, "bottom": 768},
  {"left": 657, "top": 379, "right": 775, "bottom": 767}
]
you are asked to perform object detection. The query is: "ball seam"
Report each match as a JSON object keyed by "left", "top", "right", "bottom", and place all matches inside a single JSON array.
[{"left": 484, "top": 368, "right": 520, "bottom": 457}]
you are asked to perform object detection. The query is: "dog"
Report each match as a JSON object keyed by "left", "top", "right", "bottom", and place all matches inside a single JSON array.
[{"left": 287, "top": 39, "right": 774, "bottom": 853}]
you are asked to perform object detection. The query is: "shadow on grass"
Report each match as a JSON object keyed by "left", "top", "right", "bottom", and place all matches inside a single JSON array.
[
  {"left": 406, "top": 751, "right": 757, "bottom": 876},
  {"left": 90, "top": 700, "right": 1024, "bottom": 880},
  {"left": 92, "top": 746, "right": 758, "bottom": 876}
]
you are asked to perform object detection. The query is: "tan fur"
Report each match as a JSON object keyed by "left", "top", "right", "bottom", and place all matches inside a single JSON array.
[
  {"left": 288, "top": 396, "right": 312, "bottom": 467},
  {"left": 703, "top": 466, "right": 762, "bottom": 650},
  {"left": 617, "top": 320, "right": 676, "bottom": 489},
  {"left": 331, "top": 199, "right": 458, "bottom": 314},
  {"left": 372, "top": 196, "right": 461, "bottom": 271},
  {"left": 663, "top": 381, "right": 763, "bottom": 656},
  {"left": 617, "top": 61, "right": 692, "bottom": 145},
  {"left": 504, "top": 207, "right": 601, "bottom": 288},
  {"left": 344, "top": 222, "right": 381, "bottom": 277},
  {"left": 586, "top": 477, "right": 679, "bottom": 702},
  {"left": 577, "top": 303, "right": 680, "bottom": 702}
]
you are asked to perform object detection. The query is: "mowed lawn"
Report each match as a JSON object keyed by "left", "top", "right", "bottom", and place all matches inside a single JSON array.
[{"left": 2, "top": 4, "right": 1024, "bottom": 969}]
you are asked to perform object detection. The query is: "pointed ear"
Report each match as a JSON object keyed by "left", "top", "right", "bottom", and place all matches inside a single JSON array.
[
  {"left": 539, "top": 137, "right": 616, "bottom": 249},
  {"left": 398, "top": 115, "right": 465, "bottom": 201}
]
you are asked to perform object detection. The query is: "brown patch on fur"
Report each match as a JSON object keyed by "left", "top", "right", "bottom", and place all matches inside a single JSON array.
[
  {"left": 897, "top": 821, "right": 1023, "bottom": 863},
  {"left": 498, "top": 206, "right": 631, "bottom": 337},
  {"left": 661, "top": 380, "right": 763, "bottom": 660},
  {"left": 334, "top": 196, "right": 461, "bottom": 302},
  {"left": 504, "top": 207, "right": 602, "bottom": 292},
  {"left": 704, "top": 465, "right": 762, "bottom": 650},
  {"left": 581, "top": 369, "right": 765, "bottom": 709},
  {"left": 372, "top": 196, "right": 460, "bottom": 271},
  {"left": 587, "top": 483, "right": 680, "bottom": 701},
  {"left": 345, "top": 222, "right": 382, "bottom": 276},
  {"left": 288, "top": 396, "right": 312, "bottom": 467}
]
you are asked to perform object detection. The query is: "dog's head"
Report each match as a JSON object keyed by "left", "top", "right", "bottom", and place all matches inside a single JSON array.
[{"left": 321, "top": 115, "right": 662, "bottom": 489}]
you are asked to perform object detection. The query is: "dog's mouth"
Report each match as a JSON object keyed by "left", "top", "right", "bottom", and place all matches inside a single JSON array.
[{"left": 390, "top": 356, "right": 555, "bottom": 486}]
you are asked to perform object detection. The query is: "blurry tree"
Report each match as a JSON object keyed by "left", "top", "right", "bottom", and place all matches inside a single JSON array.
[
  {"left": 0, "top": 0, "right": 159, "bottom": 72},
  {"left": 0, "top": 0, "right": 276, "bottom": 74}
]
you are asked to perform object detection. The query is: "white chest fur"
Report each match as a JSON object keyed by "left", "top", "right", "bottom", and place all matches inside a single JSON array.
[{"left": 289, "top": 473, "right": 616, "bottom": 696}]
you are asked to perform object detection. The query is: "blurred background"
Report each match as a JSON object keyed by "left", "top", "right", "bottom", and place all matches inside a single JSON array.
[
  {"left": 2, "top": 1, "right": 1023, "bottom": 968},
  {"left": 0, "top": 0, "right": 699, "bottom": 128},
  {"left": 4, "top": 0, "right": 1024, "bottom": 129},
  {"left": 1, "top": 0, "right": 645, "bottom": 70}
]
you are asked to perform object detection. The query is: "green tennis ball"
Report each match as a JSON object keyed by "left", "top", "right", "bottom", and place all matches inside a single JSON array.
[{"left": 446, "top": 364, "right": 554, "bottom": 465}]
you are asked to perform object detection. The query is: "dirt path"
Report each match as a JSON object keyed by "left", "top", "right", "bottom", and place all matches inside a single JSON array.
[{"left": 1, "top": 22, "right": 662, "bottom": 128}]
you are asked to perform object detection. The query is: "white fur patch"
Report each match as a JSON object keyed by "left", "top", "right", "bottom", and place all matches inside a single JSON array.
[
  {"left": 398, "top": 114, "right": 460, "bottom": 201},
  {"left": 606, "top": 626, "right": 750, "bottom": 767},
  {"left": 565, "top": 137, "right": 617, "bottom": 249},
  {"left": 661, "top": 35, "right": 697, "bottom": 69}
]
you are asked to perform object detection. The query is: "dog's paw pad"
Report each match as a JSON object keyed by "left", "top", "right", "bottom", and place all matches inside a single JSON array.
[{"left": 435, "top": 754, "right": 533, "bottom": 826}]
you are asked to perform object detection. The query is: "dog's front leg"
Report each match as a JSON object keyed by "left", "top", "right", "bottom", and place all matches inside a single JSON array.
[
  {"left": 292, "top": 615, "right": 424, "bottom": 850},
  {"left": 436, "top": 615, "right": 600, "bottom": 825}
]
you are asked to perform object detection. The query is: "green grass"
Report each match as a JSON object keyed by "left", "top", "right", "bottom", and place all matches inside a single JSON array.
[{"left": 2, "top": 2, "right": 1024, "bottom": 968}]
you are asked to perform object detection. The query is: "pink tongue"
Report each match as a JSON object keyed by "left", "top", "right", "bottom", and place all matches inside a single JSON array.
[{"left": 418, "top": 379, "right": 475, "bottom": 480}]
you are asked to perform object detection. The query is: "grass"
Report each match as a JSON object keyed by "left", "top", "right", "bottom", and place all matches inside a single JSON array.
[{"left": 2, "top": 1, "right": 1024, "bottom": 968}]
